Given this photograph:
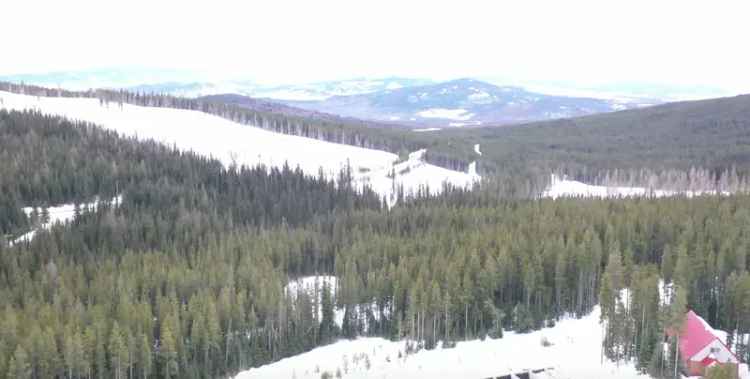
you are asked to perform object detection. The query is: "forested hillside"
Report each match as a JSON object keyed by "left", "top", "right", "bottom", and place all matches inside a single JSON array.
[
  {"left": 2, "top": 109, "right": 750, "bottom": 379},
  {"left": 430, "top": 94, "right": 750, "bottom": 183},
  {"left": 4, "top": 81, "right": 750, "bottom": 194},
  {"left": 200, "top": 88, "right": 750, "bottom": 192}
]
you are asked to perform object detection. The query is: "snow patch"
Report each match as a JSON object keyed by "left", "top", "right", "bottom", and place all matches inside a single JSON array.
[
  {"left": 11, "top": 195, "right": 122, "bottom": 246},
  {"left": 468, "top": 161, "right": 478, "bottom": 176},
  {"left": 467, "top": 91, "right": 494, "bottom": 104},
  {"left": 417, "top": 108, "right": 473, "bottom": 121},
  {"left": 474, "top": 143, "right": 482, "bottom": 156},
  {"left": 365, "top": 149, "right": 480, "bottom": 206},
  {"left": 412, "top": 128, "right": 442, "bottom": 132},
  {"left": 542, "top": 174, "right": 726, "bottom": 199}
]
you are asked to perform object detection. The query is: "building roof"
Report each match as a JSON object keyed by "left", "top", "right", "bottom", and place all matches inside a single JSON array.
[
  {"left": 679, "top": 310, "right": 737, "bottom": 362},
  {"left": 680, "top": 310, "right": 719, "bottom": 359}
]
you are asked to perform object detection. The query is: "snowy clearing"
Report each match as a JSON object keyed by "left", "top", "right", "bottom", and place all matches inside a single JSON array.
[
  {"left": 235, "top": 306, "right": 646, "bottom": 379},
  {"left": 11, "top": 195, "right": 122, "bottom": 246},
  {"left": 0, "top": 91, "right": 479, "bottom": 204},
  {"left": 412, "top": 128, "right": 442, "bottom": 132},
  {"left": 364, "top": 150, "right": 479, "bottom": 203},
  {"left": 542, "top": 174, "right": 725, "bottom": 199},
  {"left": 284, "top": 276, "right": 384, "bottom": 328},
  {"left": 417, "top": 108, "right": 473, "bottom": 121}
]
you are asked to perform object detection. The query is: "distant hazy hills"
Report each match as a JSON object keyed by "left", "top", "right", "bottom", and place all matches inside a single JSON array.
[
  {"left": 0, "top": 69, "right": 663, "bottom": 126},
  {"left": 280, "top": 78, "right": 658, "bottom": 127},
  {"left": 133, "top": 77, "right": 658, "bottom": 127},
  {"left": 131, "top": 77, "right": 434, "bottom": 101}
]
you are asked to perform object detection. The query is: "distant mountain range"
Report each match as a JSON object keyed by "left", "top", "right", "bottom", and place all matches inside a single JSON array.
[
  {"left": 278, "top": 78, "right": 657, "bottom": 126},
  {"left": 135, "top": 77, "right": 433, "bottom": 101},
  {"left": 0, "top": 69, "right": 665, "bottom": 126}
]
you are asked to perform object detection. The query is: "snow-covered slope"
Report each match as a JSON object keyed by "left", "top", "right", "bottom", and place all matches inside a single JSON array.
[
  {"left": 0, "top": 91, "right": 479, "bottom": 203},
  {"left": 235, "top": 306, "right": 646, "bottom": 379},
  {"left": 542, "top": 174, "right": 725, "bottom": 199}
]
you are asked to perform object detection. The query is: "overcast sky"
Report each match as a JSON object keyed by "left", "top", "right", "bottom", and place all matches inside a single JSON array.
[{"left": 3, "top": 0, "right": 749, "bottom": 92}]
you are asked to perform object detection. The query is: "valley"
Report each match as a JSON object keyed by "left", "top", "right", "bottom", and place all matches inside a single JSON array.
[{"left": 1, "top": 4, "right": 749, "bottom": 377}]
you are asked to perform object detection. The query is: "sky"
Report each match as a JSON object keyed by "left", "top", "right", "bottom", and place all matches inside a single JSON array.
[{"left": 2, "top": 0, "right": 750, "bottom": 93}]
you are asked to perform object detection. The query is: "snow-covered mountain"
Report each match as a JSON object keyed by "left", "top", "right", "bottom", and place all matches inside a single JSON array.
[{"left": 281, "top": 78, "right": 656, "bottom": 127}]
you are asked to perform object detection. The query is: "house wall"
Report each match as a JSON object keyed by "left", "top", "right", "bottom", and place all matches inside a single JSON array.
[{"left": 691, "top": 339, "right": 739, "bottom": 364}]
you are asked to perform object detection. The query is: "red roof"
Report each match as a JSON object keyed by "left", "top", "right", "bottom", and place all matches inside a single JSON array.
[{"left": 680, "top": 310, "right": 721, "bottom": 359}]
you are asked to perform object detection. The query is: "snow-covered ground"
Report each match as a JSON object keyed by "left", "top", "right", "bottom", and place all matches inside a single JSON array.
[
  {"left": 474, "top": 143, "right": 482, "bottom": 156},
  {"left": 0, "top": 91, "right": 479, "bottom": 204},
  {"left": 412, "top": 128, "right": 442, "bottom": 132},
  {"left": 235, "top": 306, "right": 646, "bottom": 379},
  {"left": 285, "top": 276, "right": 342, "bottom": 324},
  {"left": 542, "top": 174, "right": 725, "bottom": 199},
  {"left": 285, "top": 276, "right": 385, "bottom": 329},
  {"left": 363, "top": 150, "right": 479, "bottom": 203},
  {"left": 11, "top": 195, "right": 122, "bottom": 246}
]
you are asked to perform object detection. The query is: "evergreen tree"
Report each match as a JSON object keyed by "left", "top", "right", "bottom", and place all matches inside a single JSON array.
[
  {"left": 319, "top": 283, "right": 336, "bottom": 345},
  {"left": 7, "top": 345, "right": 30, "bottom": 379}
]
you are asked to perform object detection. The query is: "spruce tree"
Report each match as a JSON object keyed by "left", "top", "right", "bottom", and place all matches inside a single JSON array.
[{"left": 7, "top": 345, "right": 30, "bottom": 379}]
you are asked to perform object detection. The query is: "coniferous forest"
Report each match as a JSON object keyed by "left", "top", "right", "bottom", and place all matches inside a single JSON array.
[{"left": 2, "top": 104, "right": 750, "bottom": 379}]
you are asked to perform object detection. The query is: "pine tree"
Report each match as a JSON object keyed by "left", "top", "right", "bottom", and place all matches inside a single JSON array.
[
  {"left": 109, "top": 321, "right": 128, "bottom": 379},
  {"left": 160, "top": 320, "right": 179, "bottom": 379},
  {"left": 667, "top": 285, "right": 687, "bottom": 379},
  {"left": 137, "top": 332, "right": 152, "bottom": 379},
  {"left": 7, "top": 345, "right": 30, "bottom": 379},
  {"left": 319, "top": 283, "right": 336, "bottom": 345}
]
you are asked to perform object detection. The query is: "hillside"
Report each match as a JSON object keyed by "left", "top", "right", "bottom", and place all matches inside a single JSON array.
[
  {"left": 0, "top": 89, "right": 479, "bottom": 204},
  {"left": 416, "top": 93, "right": 750, "bottom": 182}
]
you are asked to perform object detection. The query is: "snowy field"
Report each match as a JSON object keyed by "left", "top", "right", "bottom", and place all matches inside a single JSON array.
[
  {"left": 542, "top": 174, "right": 725, "bottom": 199},
  {"left": 11, "top": 195, "right": 122, "bottom": 245},
  {"left": 235, "top": 306, "right": 646, "bottom": 379},
  {"left": 0, "top": 91, "right": 479, "bottom": 204}
]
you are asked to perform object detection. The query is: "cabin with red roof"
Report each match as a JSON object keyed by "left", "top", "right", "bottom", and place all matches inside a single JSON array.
[{"left": 677, "top": 310, "right": 739, "bottom": 377}]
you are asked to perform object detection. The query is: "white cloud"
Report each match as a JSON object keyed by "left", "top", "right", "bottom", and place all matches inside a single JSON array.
[{"left": 2, "top": 0, "right": 749, "bottom": 92}]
